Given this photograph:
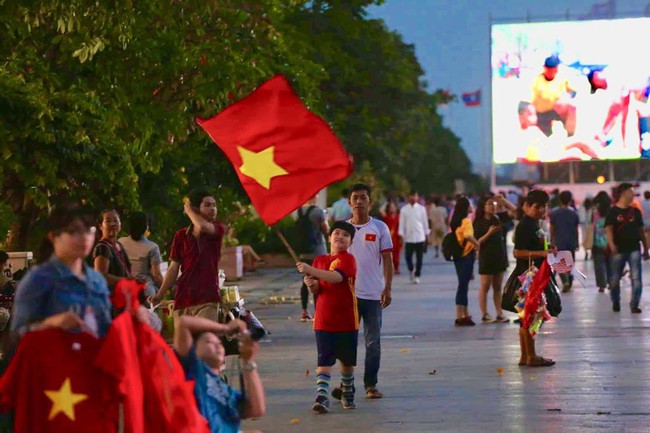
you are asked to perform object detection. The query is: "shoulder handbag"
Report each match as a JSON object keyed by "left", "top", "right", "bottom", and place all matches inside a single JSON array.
[
  {"left": 544, "top": 276, "right": 562, "bottom": 317},
  {"left": 502, "top": 265, "right": 525, "bottom": 313},
  {"left": 502, "top": 255, "right": 535, "bottom": 313}
]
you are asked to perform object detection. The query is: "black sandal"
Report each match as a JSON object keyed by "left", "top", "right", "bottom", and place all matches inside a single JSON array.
[{"left": 527, "top": 357, "right": 555, "bottom": 367}]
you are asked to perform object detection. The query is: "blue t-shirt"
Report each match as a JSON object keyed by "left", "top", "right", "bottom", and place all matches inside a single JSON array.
[
  {"left": 179, "top": 348, "right": 243, "bottom": 433},
  {"left": 550, "top": 207, "right": 580, "bottom": 251},
  {"left": 331, "top": 197, "right": 352, "bottom": 222}
]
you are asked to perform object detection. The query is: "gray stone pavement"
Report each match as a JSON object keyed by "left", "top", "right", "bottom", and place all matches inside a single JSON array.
[{"left": 234, "top": 251, "right": 650, "bottom": 433}]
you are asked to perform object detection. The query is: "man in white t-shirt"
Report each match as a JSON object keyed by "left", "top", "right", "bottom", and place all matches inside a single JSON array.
[
  {"left": 398, "top": 191, "right": 430, "bottom": 283},
  {"left": 331, "top": 183, "right": 393, "bottom": 401}
]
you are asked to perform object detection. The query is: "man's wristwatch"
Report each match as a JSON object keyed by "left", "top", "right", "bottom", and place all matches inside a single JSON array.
[{"left": 242, "top": 360, "right": 258, "bottom": 371}]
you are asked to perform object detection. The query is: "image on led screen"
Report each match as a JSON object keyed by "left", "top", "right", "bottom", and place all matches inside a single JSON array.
[{"left": 491, "top": 18, "right": 650, "bottom": 164}]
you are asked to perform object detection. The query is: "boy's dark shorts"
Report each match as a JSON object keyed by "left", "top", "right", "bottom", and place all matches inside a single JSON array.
[{"left": 315, "top": 330, "right": 358, "bottom": 367}]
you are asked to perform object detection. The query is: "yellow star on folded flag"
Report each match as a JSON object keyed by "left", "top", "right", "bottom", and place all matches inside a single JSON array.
[
  {"left": 44, "top": 378, "right": 89, "bottom": 421},
  {"left": 237, "top": 145, "right": 289, "bottom": 189}
]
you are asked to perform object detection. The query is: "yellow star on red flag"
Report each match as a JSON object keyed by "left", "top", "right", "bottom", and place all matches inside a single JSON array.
[
  {"left": 196, "top": 75, "right": 353, "bottom": 225},
  {"left": 44, "top": 377, "right": 88, "bottom": 421},
  {"left": 237, "top": 145, "right": 289, "bottom": 189}
]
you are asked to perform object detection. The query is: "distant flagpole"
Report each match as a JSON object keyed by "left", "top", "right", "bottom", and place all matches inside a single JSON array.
[
  {"left": 447, "top": 101, "right": 456, "bottom": 131},
  {"left": 480, "top": 87, "right": 491, "bottom": 178},
  {"left": 488, "top": 12, "right": 495, "bottom": 189},
  {"left": 479, "top": 91, "right": 485, "bottom": 175}
]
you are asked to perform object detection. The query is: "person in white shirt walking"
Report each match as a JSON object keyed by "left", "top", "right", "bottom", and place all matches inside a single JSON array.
[
  {"left": 398, "top": 191, "right": 430, "bottom": 283},
  {"left": 330, "top": 183, "right": 393, "bottom": 400}
]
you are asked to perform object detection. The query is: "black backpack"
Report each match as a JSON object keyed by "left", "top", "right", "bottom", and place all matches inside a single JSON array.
[
  {"left": 442, "top": 230, "right": 465, "bottom": 261},
  {"left": 296, "top": 205, "right": 319, "bottom": 254}
]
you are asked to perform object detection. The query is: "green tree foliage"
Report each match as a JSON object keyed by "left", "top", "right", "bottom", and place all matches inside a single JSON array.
[
  {"left": 0, "top": 0, "right": 321, "bottom": 250},
  {"left": 0, "top": 0, "right": 474, "bottom": 253},
  {"left": 287, "top": 4, "right": 475, "bottom": 199}
]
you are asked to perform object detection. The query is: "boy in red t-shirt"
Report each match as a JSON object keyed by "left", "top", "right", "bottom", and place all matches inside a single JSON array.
[{"left": 297, "top": 221, "right": 358, "bottom": 413}]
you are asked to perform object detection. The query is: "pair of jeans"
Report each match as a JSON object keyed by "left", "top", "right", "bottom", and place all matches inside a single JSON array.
[
  {"left": 454, "top": 252, "right": 475, "bottom": 306},
  {"left": 609, "top": 250, "right": 643, "bottom": 308},
  {"left": 404, "top": 242, "right": 425, "bottom": 277},
  {"left": 357, "top": 298, "right": 382, "bottom": 389},
  {"left": 592, "top": 246, "right": 611, "bottom": 289}
]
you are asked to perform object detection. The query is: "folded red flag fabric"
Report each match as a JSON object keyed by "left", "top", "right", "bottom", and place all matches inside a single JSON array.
[
  {"left": 95, "top": 311, "right": 144, "bottom": 433},
  {"left": 96, "top": 310, "right": 209, "bottom": 433},
  {"left": 137, "top": 321, "right": 209, "bottom": 433},
  {"left": 522, "top": 260, "right": 552, "bottom": 329},
  {"left": 196, "top": 75, "right": 353, "bottom": 225},
  {"left": 111, "top": 278, "right": 144, "bottom": 310},
  {"left": 0, "top": 329, "right": 118, "bottom": 433}
]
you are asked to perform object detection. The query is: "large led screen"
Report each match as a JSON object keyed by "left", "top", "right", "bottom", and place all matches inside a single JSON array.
[{"left": 492, "top": 18, "right": 650, "bottom": 164}]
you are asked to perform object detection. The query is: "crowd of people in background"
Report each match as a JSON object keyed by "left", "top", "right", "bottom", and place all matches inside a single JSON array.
[
  {"left": 296, "top": 182, "right": 650, "bottom": 374},
  {"left": 366, "top": 184, "right": 650, "bottom": 315},
  {"left": 3, "top": 180, "right": 650, "bottom": 425}
]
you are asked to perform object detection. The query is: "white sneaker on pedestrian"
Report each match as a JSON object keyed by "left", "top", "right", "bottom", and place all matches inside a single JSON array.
[
  {"left": 414, "top": 276, "right": 420, "bottom": 284},
  {"left": 409, "top": 271, "right": 415, "bottom": 282}
]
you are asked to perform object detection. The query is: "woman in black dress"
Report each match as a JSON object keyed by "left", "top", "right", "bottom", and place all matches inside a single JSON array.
[{"left": 473, "top": 194, "right": 516, "bottom": 323}]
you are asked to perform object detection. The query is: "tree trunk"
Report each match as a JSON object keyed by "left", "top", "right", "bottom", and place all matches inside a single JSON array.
[{"left": 6, "top": 186, "right": 36, "bottom": 251}]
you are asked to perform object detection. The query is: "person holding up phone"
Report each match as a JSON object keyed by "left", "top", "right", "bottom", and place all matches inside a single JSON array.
[
  {"left": 174, "top": 315, "right": 266, "bottom": 433},
  {"left": 473, "top": 194, "right": 516, "bottom": 323}
]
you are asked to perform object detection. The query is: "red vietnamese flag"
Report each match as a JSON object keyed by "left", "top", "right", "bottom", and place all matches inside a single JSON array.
[
  {"left": 196, "top": 75, "right": 353, "bottom": 225},
  {"left": 0, "top": 329, "right": 118, "bottom": 433},
  {"left": 96, "top": 280, "right": 209, "bottom": 433},
  {"left": 522, "top": 260, "right": 552, "bottom": 329}
]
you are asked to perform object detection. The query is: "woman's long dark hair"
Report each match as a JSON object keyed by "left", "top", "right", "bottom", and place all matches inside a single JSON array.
[
  {"left": 128, "top": 212, "right": 148, "bottom": 241},
  {"left": 450, "top": 197, "right": 470, "bottom": 231},
  {"left": 594, "top": 191, "right": 611, "bottom": 218},
  {"left": 474, "top": 196, "right": 491, "bottom": 222}
]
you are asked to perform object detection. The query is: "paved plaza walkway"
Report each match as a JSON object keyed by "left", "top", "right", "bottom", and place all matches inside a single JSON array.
[{"left": 236, "top": 250, "right": 650, "bottom": 433}]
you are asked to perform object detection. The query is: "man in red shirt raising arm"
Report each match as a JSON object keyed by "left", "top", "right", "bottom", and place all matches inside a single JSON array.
[{"left": 152, "top": 191, "right": 225, "bottom": 321}]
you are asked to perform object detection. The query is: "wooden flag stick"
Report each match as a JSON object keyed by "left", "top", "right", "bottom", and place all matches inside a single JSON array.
[{"left": 274, "top": 228, "right": 299, "bottom": 263}]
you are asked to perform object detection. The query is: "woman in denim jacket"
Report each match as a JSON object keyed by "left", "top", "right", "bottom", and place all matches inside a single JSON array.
[{"left": 11, "top": 207, "right": 112, "bottom": 338}]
